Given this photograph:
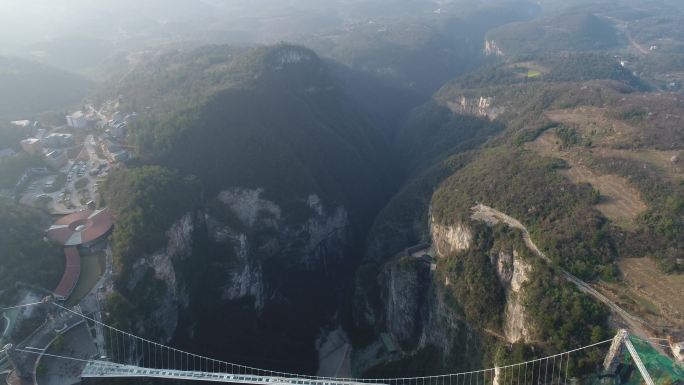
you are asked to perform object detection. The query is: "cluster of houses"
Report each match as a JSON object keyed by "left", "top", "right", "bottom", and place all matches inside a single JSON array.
[
  {"left": 99, "top": 112, "right": 136, "bottom": 163},
  {"left": 18, "top": 123, "right": 76, "bottom": 170},
  {"left": 3, "top": 109, "right": 136, "bottom": 171}
]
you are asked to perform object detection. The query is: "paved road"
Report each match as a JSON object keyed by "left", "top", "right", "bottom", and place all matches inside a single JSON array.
[
  {"left": 470, "top": 204, "right": 665, "bottom": 354},
  {"left": 10, "top": 311, "right": 84, "bottom": 382}
]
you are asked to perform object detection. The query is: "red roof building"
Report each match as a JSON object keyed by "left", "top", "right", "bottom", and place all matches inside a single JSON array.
[
  {"left": 47, "top": 209, "right": 114, "bottom": 300},
  {"left": 47, "top": 209, "right": 114, "bottom": 247},
  {"left": 53, "top": 247, "right": 81, "bottom": 299}
]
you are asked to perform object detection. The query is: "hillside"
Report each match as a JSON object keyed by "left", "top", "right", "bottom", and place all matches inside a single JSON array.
[
  {"left": 350, "top": 49, "right": 684, "bottom": 376},
  {"left": 485, "top": 11, "right": 624, "bottom": 56},
  {"left": 100, "top": 44, "right": 402, "bottom": 373},
  {"left": 124, "top": 45, "right": 397, "bottom": 223},
  {"left": 0, "top": 56, "right": 92, "bottom": 119}
]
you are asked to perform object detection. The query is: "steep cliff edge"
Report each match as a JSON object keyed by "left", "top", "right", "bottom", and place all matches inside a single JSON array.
[
  {"left": 352, "top": 214, "right": 534, "bottom": 375},
  {"left": 490, "top": 249, "right": 532, "bottom": 344},
  {"left": 103, "top": 44, "right": 399, "bottom": 372},
  {"left": 444, "top": 96, "right": 505, "bottom": 119},
  {"left": 484, "top": 40, "right": 504, "bottom": 57},
  {"left": 110, "top": 211, "right": 195, "bottom": 342},
  {"left": 431, "top": 218, "right": 473, "bottom": 258}
]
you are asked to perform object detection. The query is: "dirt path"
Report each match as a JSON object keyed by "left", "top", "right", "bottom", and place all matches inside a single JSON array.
[{"left": 470, "top": 204, "right": 664, "bottom": 354}]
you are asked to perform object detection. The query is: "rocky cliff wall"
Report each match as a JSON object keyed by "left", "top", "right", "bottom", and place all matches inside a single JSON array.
[
  {"left": 431, "top": 217, "right": 473, "bottom": 258},
  {"left": 445, "top": 96, "right": 505, "bottom": 119},
  {"left": 491, "top": 250, "right": 532, "bottom": 344}
]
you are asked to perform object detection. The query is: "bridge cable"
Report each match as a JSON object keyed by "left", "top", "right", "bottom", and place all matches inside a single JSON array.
[
  {"left": 49, "top": 301, "right": 613, "bottom": 382},
  {"left": 0, "top": 301, "right": 45, "bottom": 311}
]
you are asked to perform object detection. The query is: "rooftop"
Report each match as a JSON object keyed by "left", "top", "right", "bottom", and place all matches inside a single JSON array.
[
  {"left": 47, "top": 209, "right": 114, "bottom": 246},
  {"left": 53, "top": 247, "right": 81, "bottom": 299}
]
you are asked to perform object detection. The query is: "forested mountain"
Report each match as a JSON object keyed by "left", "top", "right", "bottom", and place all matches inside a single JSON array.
[
  {"left": 350, "top": 46, "right": 684, "bottom": 376},
  {"left": 486, "top": 11, "right": 623, "bottom": 56},
  {"left": 14, "top": 0, "right": 682, "bottom": 381},
  {"left": 99, "top": 44, "right": 403, "bottom": 373}
]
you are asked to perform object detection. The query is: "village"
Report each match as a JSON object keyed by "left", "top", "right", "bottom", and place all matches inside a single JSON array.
[
  {"left": 0, "top": 101, "right": 135, "bottom": 215},
  {"left": 0, "top": 101, "right": 134, "bottom": 385}
]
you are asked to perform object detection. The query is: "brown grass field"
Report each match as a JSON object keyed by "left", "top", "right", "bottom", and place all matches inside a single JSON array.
[
  {"left": 596, "top": 258, "right": 684, "bottom": 331},
  {"left": 545, "top": 107, "right": 639, "bottom": 147},
  {"left": 526, "top": 131, "right": 647, "bottom": 229}
]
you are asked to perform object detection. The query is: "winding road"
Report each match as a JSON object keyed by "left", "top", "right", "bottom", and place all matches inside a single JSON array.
[{"left": 470, "top": 204, "right": 664, "bottom": 354}]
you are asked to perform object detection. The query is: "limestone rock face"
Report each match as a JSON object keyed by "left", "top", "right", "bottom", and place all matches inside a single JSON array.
[
  {"left": 212, "top": 188, "right": 349, "bottom": 309},
  {"left": 431, "top": 218, "right": 473, "bottom": 258},
  {"left": 128, "top": 212, "right": 195, "bottom": 342},
  {"left": 492, "top": 249, "right": 532, "bottom": 344},
  {"left": 446, "top": 96, "right": 505, "bottom": 119},
  {"left": 381, "top": 258, "right": 432, "bottom": 350},
  {"left": 484, "top": 40, "right": 504, "bottom": 56}
]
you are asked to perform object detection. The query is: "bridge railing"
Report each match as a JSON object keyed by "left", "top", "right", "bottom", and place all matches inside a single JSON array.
[{"left": 7, "top": 301, "right": 653, "bottom": 385}]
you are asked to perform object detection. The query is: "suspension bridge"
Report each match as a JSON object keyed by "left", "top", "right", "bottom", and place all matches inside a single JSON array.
[{"left": 0, "top": 301, "right": 668, "bottom": 385}]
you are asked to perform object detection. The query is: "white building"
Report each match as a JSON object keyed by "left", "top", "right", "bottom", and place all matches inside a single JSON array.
[{"left": 66, "top": 111, "right": 87, "bottom": 129}]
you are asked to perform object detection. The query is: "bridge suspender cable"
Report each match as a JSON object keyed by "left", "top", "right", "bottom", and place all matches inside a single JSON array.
[
  {"left": 0, "top": 301, "right": 46, "bottom": 311},
  {"left": 4, "top": 302, "right": 659, "bottom": 385},
  {"left": 13, "top": 301, "right": 617, "bottom": 385}
]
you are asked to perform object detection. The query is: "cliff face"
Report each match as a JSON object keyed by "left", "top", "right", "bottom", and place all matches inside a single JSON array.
[
  {"left": 484, "top": 40, "right": 504, "bottom": 56},
  {"left": 491, "top": 250, "right": 532, "bottom": 344},
  {"left": 216, "top": 188, "right": 349, "bottom": 273},
  {"left": 354, "top": 211, "right": 538, "bottom": 374},
  {"left": 126, "top": 212, "right": 195, "bottom": 342},
  {"left": 431, "top": 217, "right": 473, "bottom": 258},
  {"left": 352, "top": 217, "right": 483, "bottom": 374},
  {"left": 445, "top": 96, "right": 505, "bottom": 119},
  {"left": 204, "top": 212, "right": 265, "bottom": 309},
  {"left": 353, "top": 253, "right": 480, "bottom": 375},
  {"left": 381, "top": 258, "right": 432, "bottom": 350},
  {"left": 112, "top": 186, "right": 352, "bottom": 357}
]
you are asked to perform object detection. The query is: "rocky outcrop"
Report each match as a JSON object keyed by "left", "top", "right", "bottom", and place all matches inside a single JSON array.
[
  {"left": 128, "top": 212, "right": 195, "bottom": 342},
  {"left": 446, "top": 96, "right": 505, "bottom": 119},
  {"left": 492, "top": 249, "right": 532, "bottom": 343},
  {"left": 431, "top": 218, "right": 473, "bottom": 258},
  {"left": 298, "top": 194, "right": 349, "bottom": 270},
  {"left": 218, "top": 188, "right": 349, "bottom": 271},
  {"left": 381, "top": 258, "right": 432, "bottom": 350},
  {"left": 218, "top": 188, "right": 281, "bottom": 228},
  {"left": 484, "top": 40, "right": 504, "bottom": 56},
  {"left": 209, "top": 188, "right": 350, "bottom": 314},
  {"left": 205, "top": 214, "right": 265, "bottom": 310}
]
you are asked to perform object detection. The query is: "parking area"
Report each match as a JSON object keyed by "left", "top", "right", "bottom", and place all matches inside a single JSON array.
[{"left": 18, "top": 144, "right": 109, "bottom": 214}]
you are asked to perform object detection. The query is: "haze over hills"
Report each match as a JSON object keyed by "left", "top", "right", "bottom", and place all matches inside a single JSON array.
[
  {"left": 1, "top": 1, "right": 684, "bottom": 384},
  {"left": 0, "top": 56, "right": 92, "bottom": 119}
]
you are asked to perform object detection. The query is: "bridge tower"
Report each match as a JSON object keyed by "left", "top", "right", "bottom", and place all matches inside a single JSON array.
[{"left": 3, "top": 344, "right": 31, "bottom": 382}]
